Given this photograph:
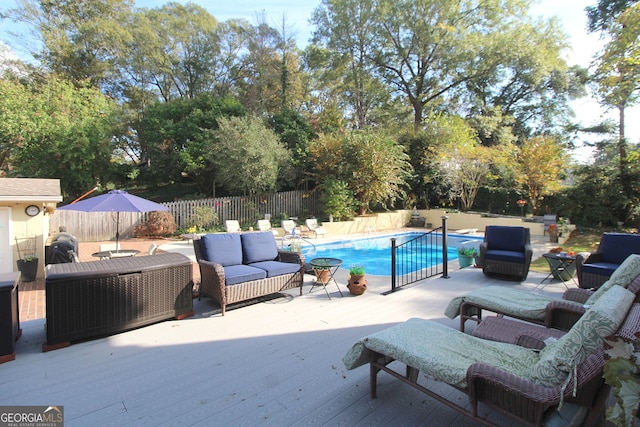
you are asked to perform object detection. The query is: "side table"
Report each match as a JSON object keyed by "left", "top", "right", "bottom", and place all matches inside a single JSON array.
[
  {"left": 540, "top": 253, "right": 577, "bottom": 289},
  {"left": 309, "top": 257, "right": 344, "bottom": 299}
]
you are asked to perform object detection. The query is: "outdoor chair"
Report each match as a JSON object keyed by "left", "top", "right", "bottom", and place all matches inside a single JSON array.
[
  {"left": 576, "top": 232, "right": 640, "bottom": 289},
  {"left": 479, "top": 225, "right": 532, "bottom": 281},
  {"left": 281, "top": 219, "right": 308, "bottom": 237},
  {"left": 446, "top": 254, "right": 640, "bottom": 332},
  {"left": 343, "top": 285, "right": 636, "bottom": 427},
  {"left": 257, "top": 219, "right": 279, "bottom": 236},
  {"left": 225, "top": 220, "right": 241, "bottom": 233},
  {"left": 305, "top": 218, "right": 327, "bottom": 238}
]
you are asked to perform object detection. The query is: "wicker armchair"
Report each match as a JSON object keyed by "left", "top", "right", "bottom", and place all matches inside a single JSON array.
[
  {"left": 576, "top": 232, "right": 640, "bottom": 289},
  {"left": 479, "top": 225, "right": 532, "bottom": 281}
]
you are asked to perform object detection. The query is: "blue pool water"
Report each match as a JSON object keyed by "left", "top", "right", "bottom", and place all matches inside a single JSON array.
[{"left": 300, "top": 232, "right": 482, "bottom": 276}]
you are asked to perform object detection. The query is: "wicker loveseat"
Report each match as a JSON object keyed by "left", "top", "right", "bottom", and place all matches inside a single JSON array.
[
  {"left": 194, "top": 232, "right": 305, "bottom": 315},
  {"left": 576, "top": 232, "right": 640, "bottom": 289},
  {"left": 479, "top": 225, "right": 532, "bottom": 281},
  {"left": 343, "top": 285, "right": 636, "bottom": 427},
  {"left": 446, "top": 254, "right": 640, "bottom": 332}
]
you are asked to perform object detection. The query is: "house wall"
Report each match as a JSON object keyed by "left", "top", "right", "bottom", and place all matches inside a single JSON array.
[{"left": 5, "top": 202, "right": 50, "bottom": 279}]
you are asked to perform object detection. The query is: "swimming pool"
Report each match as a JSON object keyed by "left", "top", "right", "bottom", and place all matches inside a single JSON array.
[{"left": 300, "top": 232, "right": 482, "bottom": 276}]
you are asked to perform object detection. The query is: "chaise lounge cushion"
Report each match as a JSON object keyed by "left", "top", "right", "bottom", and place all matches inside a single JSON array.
[
  {"left": 606, "top": 254, "right": 640, "bottom": 288},
  {"left": 342, "top": 318, "right": 539, "bottom": 389},
  {"left": 528, "top": 285, "right": 633, "bottom": 386},
  {"left": 201, "top": 233, "right": 243, "bottom": 266},
  {"left": 241, "top": 232, "right": 279, "bottom": 264}
]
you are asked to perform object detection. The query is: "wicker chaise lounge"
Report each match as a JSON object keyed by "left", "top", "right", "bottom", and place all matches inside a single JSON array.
[
  {"left": 343, "top": 285, "right": 636, "bottom": 427},
  {"left": 194, "top": 232, "right": 305, "bottom": 315},
  {"left": 445, "top": 254, "right": 640, "bottom": 332}
]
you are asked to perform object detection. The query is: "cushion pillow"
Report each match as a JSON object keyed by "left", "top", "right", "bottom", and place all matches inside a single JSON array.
[
  {"left": 201, "top": 233, "right": 243, "bottom": 266},
  {"left": 223, "top": 264, "right": 267, "bottom": 285},
  {"left": 241, "top": 232, "right": 279, "bottom": 264},
  {"left": 249, "top": 260, "right": 300, "bottom": 278},
  {"left": 584, "top": 280, "right": 615, "bottom": 305},
  {"left": 529, "top": 285, "right": 633, "bottom": 386},
  {"left": 485, "top": 226, "right": 526, "bottom": 252},
  {"left": 599, "top": 233, "right": 640, "bottom": 264},
  {"left": 607, "top": 254, "right": 640, "bottom": 288}
]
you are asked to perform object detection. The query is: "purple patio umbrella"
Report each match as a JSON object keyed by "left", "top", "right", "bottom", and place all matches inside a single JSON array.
[{"left": 57, "top": 190, "right": 169, "bottom": 248}]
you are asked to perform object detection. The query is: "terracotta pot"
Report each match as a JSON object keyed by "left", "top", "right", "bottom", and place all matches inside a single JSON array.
[
  {"left": 314, "top": 268, "right": 331, "bottom": 284},
  {"left": 347, "top": 275, "right": 367, "bottom": 295}
]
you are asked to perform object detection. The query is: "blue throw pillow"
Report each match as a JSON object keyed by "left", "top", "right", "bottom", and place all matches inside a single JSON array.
[
  {"left": 200, "top": 234, "right": 243, "bottom": 266},
  {"left": 599, "top": 233, "right": 640, "bottom": 264},
  {"left": 486, "top": 226, "right": 526, "bottom": 252},
  {"left": 241, "top": 232, "right": 279, "bottom": 264}
]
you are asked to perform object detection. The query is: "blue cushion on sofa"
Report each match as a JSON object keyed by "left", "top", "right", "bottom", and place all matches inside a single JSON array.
[
  {"left": 485, "top": 226, "right": 526, "bottom": 252},
  {"left": 201, "top": 234, "right": 243, "bottom": 266},
  {"left": 249, "top": 261, "right": 301, "bottom": 278},
  {"left": 241, "top": 232, "right": 279, "bottom": 264},
  {"left": 599, "top": 233, "right": 640, "bottom": 264},
  {"left": 223, "top": 264, "right": 267, "bottom": 285}
]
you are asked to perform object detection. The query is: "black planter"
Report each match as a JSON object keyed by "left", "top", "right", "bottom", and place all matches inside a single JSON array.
[{"left": 16, "top": 258, "right": 39, "bottom": 282}]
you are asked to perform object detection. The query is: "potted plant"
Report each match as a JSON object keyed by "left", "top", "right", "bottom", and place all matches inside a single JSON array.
[
  {"left": 548, "top": 223, "right": 559, "bottom": 243},
  {"left": 311, "top": 258, "right": 332, "bottom": 283},
  {"left": 16, "top": 254, "right": 38, "bottom": 282},
  {"left": 15, "top": 236, "right": 39, "bottom": 282},
  {"left": 457, "top": 247, "right": 477, "bottom": 268},
  {"left": 347, "top": 264, "right": 367, "bottom": 295}
]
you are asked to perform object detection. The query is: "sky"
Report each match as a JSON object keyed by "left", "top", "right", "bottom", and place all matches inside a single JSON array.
[{"left": 1, "top": 0, "right": 637, "bottom": 163}]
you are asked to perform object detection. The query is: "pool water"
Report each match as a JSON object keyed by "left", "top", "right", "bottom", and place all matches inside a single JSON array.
[{"left": 301, "top": 232, "right": 482, "bottom": 276}]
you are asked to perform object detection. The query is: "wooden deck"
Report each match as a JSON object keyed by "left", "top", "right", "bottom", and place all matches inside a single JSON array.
[{"left": 4, "top": 234, "right": 592, "bottom": 426}]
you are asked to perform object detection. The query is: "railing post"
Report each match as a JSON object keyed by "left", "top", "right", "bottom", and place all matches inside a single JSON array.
[
  {"left": 441, "top": 215, "right": 449, "bottom": 278},
  {"left": 390, "top": 238, "right": 397, "bottom": 292}
]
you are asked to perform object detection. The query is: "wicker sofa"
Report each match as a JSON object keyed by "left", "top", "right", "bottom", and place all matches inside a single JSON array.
[
  {"left": 44, "top": 253, "right": 194, "bottom": 351},
  {"left": 343, "top": 284, "right": 636, "bottom": 427},
  {"left": 446, "top": 254, "right": 640, "bottom": 332},
  {"left": 576, "top": 232, "right": 640, "bottom": 289},
  {"left": 194, "top": 232, "right": 305, "bottom": 315},
  {"left": 479, "top": 225, "right": 532, "bottom": 281}
]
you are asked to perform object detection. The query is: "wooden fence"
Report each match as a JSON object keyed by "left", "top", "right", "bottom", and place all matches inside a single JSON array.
[{"left": 50, "top": 190, "right": 322, "bottom": 242}]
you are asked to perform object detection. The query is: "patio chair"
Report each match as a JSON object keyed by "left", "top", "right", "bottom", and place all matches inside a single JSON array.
[
  {"left": 281, "top": 219, "right": 308, "bottom": 237},
  {"left": 257, "top": 219, "right": 279, "bottom": 236},
  {"left": 343, "top": 285, "right": 636, "bottom": 427},
  {"left": 576, "top": 232, "right": 640, "bottom": 289},
  {"left": 225, "top": 220, "right": 241, "bottom": 233},
  {"left": 479, "top": 225, "right": 532, "bottom": 281},
  {"left": 445, "top": 254, "right": 640, "bottom": 332},
  {"left": 305, "top": 218, "right": 327, "bottom": 238}
]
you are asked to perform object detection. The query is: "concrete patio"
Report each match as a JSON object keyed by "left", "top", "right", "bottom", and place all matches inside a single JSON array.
[{"left": 2, "top": 233, "right": 588, "bottom": 426}]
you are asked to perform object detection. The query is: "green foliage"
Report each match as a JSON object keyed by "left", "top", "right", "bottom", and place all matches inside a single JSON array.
[
  {"left": 321, "top": 178, "right": 356, "bottom": 221},
  {"left": 209, "top": 115, "right": 290, "bottom": 195},
  {"left": 187, "top": 206, "right": 218, "bottom": 231},
  {"left": 0, "top": 76, "right": 119, "bottom": 199},
  {"left": 310, "top": 130, "right": 412, "bottom": 215},
  {"left": 349, "top": 264, "right": 366, "bottom": 275},
  {"left": 457, "top": 247, "right": 478, "bottom": 257},
  {"left": 603, "top": 334, "right": 640, "bottom": 427}
]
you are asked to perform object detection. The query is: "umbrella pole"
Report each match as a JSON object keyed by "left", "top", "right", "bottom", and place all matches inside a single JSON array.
[{"left": 115, "top": 211, "right": 120, "bottom": 250}]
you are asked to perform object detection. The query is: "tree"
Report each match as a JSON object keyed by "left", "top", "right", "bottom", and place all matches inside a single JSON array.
[
  {"left": 590, "top": 4, "right": 640, "bottom": 209},
  {"left": 309, "top": 130, "right": 413, "bottom": 214},
  {"left": 209, "top": 115, "right": 291, "bottom": 195},
  {"left": 0, "top": 75, "right": 119, "bottom": 199},
  {"left": 516, "top": 136, "right": 568, "bottom": 215},
  {"left": 5, "top": 0, "right": 135, "bottom": 90}
]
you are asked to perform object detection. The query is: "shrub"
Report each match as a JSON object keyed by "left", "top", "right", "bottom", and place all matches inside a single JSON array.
[
  {"left": 135, "top": 211, "right": 177, "bottom": 237},
  {"left": 187, "top": 206, "right": 218, "bottom": 231}
]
